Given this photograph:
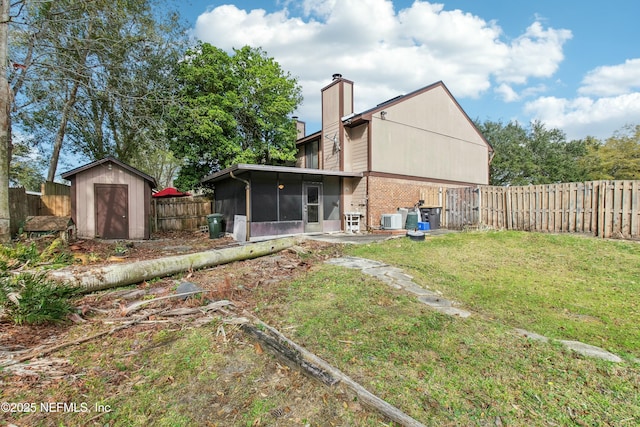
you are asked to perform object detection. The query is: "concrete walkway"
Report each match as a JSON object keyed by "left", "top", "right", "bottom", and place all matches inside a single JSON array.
[{"left": 325, "top": 256, "right": 624, "bottom": 363}]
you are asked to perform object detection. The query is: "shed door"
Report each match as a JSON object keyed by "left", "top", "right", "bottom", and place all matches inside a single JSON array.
[
  {"left": 303, "top": 183, "right": 323, "bottom": 233},
  {"left": 95, "top": 184, "right": 129, "bottom": 239}
]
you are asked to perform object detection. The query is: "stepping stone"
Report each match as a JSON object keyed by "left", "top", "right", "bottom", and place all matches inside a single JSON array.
[
  {"left": 436, "top": 306, "right": 471, "bottom": 318},
  {"left": 418, "top": 295, "right": 452, "bottom": 307},
  {"left": 559, "top": 340, "right": 623, "bottom": 363}
]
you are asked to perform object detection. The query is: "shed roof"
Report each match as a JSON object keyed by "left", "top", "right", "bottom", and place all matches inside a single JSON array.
[
  {"left": 61, "top": 156, "right": 157, "bottom": 188},
  {"left": 201, "top": 163, "right": 362, "bottom": 184}
]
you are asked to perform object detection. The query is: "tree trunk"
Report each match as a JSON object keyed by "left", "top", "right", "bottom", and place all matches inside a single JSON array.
[
  {"left": 48, "top": 237, "right": 303, "bottom": 293},
  {"left": 47, "top": 79, "right": 80, "bottom": 182},
  {"left": 241, "top": 316, "right": 427, "bottom": 427},
  {"left": 0, "top": 0, "right": 11, "bottom": 242}
]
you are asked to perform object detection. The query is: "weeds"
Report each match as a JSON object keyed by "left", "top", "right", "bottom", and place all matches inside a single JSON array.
[
  {"left": 0, "top": 239, "right": 73, "bottom": 271},
  {"left": 0, "top": 242, "right": 39, "bottom": 270},
  {"left": 0, "top": 272, "right": 79, "bottom": 324}
]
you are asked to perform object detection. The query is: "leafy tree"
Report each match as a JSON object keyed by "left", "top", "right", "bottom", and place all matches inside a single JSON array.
[
  {"left": 582, "top": 124, "right": 640, "bottom": 180},
  {"left": 168, "top": 43, "right": 303, "bottom": 190},
  {"left": 129, "top": 144, "right": 183, "bottom": 190},
  {"left": 478, "top": 120, "right": 588, "bottom": 186},
  {"left": 11, "top": 0, "right": 187, "bottom": 181},
  {"left": 478, "top": 120, "right": 530, "bottom": 186},
  {"left": 9, "top": 141, "right": 45, "bottom": 191}
]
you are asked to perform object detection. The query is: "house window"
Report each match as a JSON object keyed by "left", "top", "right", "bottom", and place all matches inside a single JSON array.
[{"left": 305, "top": 140, "right": 318, "bottom": 169}]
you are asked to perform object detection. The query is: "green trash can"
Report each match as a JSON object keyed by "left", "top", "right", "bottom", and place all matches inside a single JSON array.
[
  {"left": 405, "top": 211, "right": 419, "bottom": 230},
  {"left": 207, "top": 213, "right": 224, "bottom": 239}
]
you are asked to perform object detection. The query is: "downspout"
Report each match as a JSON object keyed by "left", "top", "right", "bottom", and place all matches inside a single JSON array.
[{"left": 230, "top": 171, "right": 251, "bottom": 241}]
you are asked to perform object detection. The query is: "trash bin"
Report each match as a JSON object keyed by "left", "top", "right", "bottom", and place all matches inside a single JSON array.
[
  {"left": 206, "top": 213, "right": 224, "bottom": 239},
  {"left": 405, "top": 211, "right": 419, "bottom": 230},
  {"left": 426, "top": 208, "right": 441, "bottom": 230}
]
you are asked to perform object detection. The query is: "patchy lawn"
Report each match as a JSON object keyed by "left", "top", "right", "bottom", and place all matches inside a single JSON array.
[{"left": 1, "top": 230, "right": 639, "bottom": 426}]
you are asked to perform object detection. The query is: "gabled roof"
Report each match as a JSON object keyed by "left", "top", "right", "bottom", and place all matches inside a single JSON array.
[
  {"left": 61, "top": 156, "right": 157, "bottom": 188},
  {"left": 295, "top": 130, "right": 321, "bottom": 146},
  {"left": 201, "top": 163, "right": 362, "bottom": 184},
  {"left": 335, "top": 80, "right": 493, "bottom": 152}
]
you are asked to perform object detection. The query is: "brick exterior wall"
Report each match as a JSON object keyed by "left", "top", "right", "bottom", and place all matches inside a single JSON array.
[{"left": 367, "top": 176, "right": 445, "bottom": 230}]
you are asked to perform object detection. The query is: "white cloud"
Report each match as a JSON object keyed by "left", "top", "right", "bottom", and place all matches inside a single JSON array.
[
  {"left": 495, "top": 83, "right": 519, "bottom": 102},
  {"left": 496, "top": 83, "right": 549, "bottom": 103},
  {"left": 495, "top": 22, "right": 572, "bottom": 84},
  {"left": 524, "top": 92, "right": 640, "bottom": 140},
  {"left": 578, "top": 58, "right": 640, "bottom": 97},
  {"left": 192, "top": 0, "right": 572, "bottom": 132}
]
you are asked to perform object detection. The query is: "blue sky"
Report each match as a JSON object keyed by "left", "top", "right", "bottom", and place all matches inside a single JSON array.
[{"left": 181, "top": 0, "right": 640, "bottom": 141}]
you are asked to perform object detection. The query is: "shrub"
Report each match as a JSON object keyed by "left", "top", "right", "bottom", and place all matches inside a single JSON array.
[
  {"left": 0, "top": 242, "right": 40, "bottom": 271},
  {"left": 0, "top": 272, "right": 79, "bottom": 325},
  {"left": 0, "top": 240, "right": 73, "bottom": 271}
]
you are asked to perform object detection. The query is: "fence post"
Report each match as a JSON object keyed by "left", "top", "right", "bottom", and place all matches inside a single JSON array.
[{"left": 632, "top": 181, "right": 639, "bottom": 239}]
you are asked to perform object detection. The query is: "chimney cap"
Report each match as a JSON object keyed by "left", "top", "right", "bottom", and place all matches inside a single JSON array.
[{"left": 332, "top": 73, "right": 342, "bottom": 80}]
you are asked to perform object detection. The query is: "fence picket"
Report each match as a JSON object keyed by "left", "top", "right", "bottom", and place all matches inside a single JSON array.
[
  {"left": 151, "top": 196, "right": 212, "bottom": 232},
  {"left": 631, "top": 181, "right": 639, "bottom": 237},
  {"left": 446, "top": 180, "right": 640, "bottom": 239}
]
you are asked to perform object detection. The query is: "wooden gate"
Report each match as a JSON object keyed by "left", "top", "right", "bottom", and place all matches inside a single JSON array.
[{"left": 445, "top": 187, "right": 480, "bottom": 230}]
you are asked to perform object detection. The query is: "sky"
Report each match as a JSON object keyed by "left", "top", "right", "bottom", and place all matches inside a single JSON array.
[{"left": 181, "top": 0, "right": 640, "bottom": 141}]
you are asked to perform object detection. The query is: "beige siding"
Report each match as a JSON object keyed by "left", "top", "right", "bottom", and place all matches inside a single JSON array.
[
  {"left": 74, "top": 164, "right": 149, "bottom": 239},
  {"left": 344, "top": 124, "right": 368, "bottom": 172},
  {"left": 342, "top": 81, "right": 353, "bottom": 116},
  {"left": 322, "top": 83, "right": 341, "bottom": 171},
  {"left": 370, "top": 86, "right": 489, "bottom": 185},
  {"left": 323, "top": 123, "right": 341, "bottom": 170}
]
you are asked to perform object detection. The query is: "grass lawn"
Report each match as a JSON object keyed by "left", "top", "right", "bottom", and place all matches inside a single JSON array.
[
  {"left": 2, "top": 231, "right": 638, "bottom": 426},
  {"left": 261, "top": 231, "right": 640, "bottom": 426},
  {"left": 346, "top": 230, "right": 640, "bottom": 360}
]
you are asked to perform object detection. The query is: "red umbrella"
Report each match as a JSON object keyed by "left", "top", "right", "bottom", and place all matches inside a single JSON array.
[{"left": 152, "top": 187, "right": 191, "bottom": 198}]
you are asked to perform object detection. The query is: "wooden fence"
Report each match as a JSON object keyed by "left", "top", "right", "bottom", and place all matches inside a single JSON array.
[
  {"left": 40, "top": 182, "right": 71, "bottom": 216},
  {"left": 151, "top": 196, "right": 212, "bottom": 232},
  {"left": 8, "top": 183, "right": 72, "bottom": 236},
  {"left": 446, "top": 180, "right": 640, "bottom": 239},
  {"left": 445, "top": 187, "right": 478, "bottom": 229}
]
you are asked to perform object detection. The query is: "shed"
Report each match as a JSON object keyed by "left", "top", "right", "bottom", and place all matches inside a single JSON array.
[{"left": 61, "top": 157, "right": 157, "bottom": 240}]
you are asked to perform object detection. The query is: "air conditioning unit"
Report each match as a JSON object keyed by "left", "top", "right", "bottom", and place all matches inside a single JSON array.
[{"left": 381, "top": 213, "right": 402, "bottom": 230}]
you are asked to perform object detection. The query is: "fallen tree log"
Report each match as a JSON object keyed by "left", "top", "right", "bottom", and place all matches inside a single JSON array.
[
  {"left": 241, "top": 315, "right": 426, "bottom": 427},
  {"left": 48, "top": 237, "right": 303, "bottom": 293}
]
